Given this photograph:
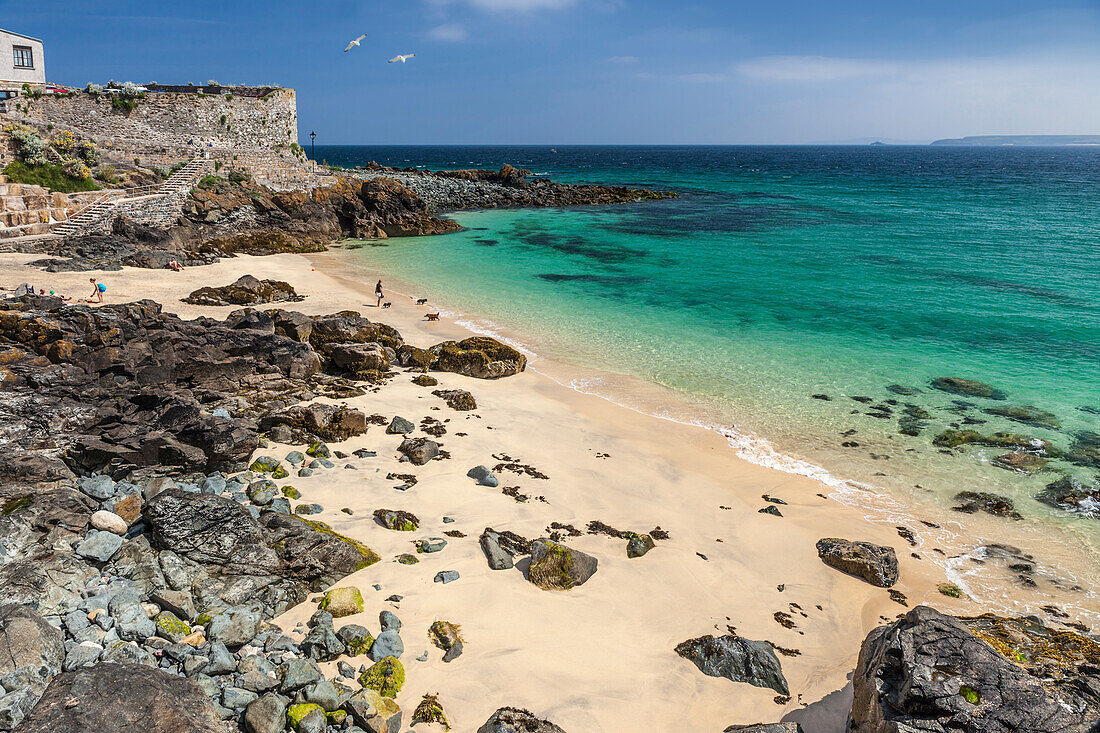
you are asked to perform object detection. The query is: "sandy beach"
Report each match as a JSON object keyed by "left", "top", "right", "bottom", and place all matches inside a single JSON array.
[{"left": 2, "top": 249, "right": 1092, "bottom": 732}]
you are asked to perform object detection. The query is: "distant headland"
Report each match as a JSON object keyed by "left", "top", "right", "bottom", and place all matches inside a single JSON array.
[{"left": 931, "top": 134, "right": 1100, "bottom": 146}]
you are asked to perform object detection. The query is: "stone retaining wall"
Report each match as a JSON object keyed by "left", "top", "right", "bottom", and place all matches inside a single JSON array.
[{"left": 7, "top": 88, "right": 299, "bottom": 153}]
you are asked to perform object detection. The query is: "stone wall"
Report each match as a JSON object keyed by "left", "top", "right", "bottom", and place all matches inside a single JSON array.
[
  {"left": 7, "top": 88, "right": 299, "bottom": 152},
  {"left": 1, "top": 86, "right": 323, "bottom": 191}
]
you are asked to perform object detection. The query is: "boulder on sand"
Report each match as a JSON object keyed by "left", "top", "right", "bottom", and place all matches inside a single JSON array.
[
  {"left": 478, "top": 707, "right": 567, "bottom": 733},
  {"left": 182, "top": 274, "right": 303, "bottom": 307},
  {"left": 526, "top": 539, "right": 597, "bottom": 591},
  {"left": 849, "top": 605, "right": 1100, "bottom": 733},
  {"left": 816, "top": 538, "right": 899, "bottom": 588},
  {"left": 675, "top": 633, "right": 789, "bottom": 696},
  {"left": 429, "top": 336, "right": 526, "bottom": 379},
  {"left": 16, "top": 662, "right": 225, "bottom": 732}
]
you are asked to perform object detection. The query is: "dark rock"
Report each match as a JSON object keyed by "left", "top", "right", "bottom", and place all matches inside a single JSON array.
[
  {"left": 816, "top": 538, "right": 899, "bottom": 588},
  {"left": 991, "top": 451, "right": 1048, "bottom": 474},
  {"left": 432, "top": 389, "right": 477, "bottom": 411},
  {"left": 849, "top": 605, "right": 1100, "bottom": 733},
  {"left": 373, "top": 509, "right": 419, "bottom": 532},
  {"left": 479, "top": 528, "right": 531, "bottom": 570},
  {"left": 724, "top": 725, "right": 803, "bottom": 733},
  {"left": 17, "top": 662, "right": 225, "bottom": 732},
  {"left": 952, "top": 491, "right": 1022, "bottom": 520},
  {"left": 429, "top": 337, "right": 526, "bottom": 379},
  {"left": 386, "top": 416, "right": 414, "bottom": 435},
  {"left": 1036, "top": 475, "right": 1100, "bottom": 516},
  {"left": 626, "top": 533, "right": 655, "bottom": 558},
  {"left": 259, "top": 403, "right": 367, "bottom": 442},
  {"left": 983, "top": 405, "right": 1060, "bottom": 430},
  {"left": 182, "top": 274, "right": 304, "bottom": 307},
  {"left": 325, "top": 340, "right": 389, "bottom": 377},
  {"left": 478, "top": 707, "right": 567, "bottom": 733},
  {"left": 527, "top": 539, "right": 597, "bottom": 590},
  {"left": 244, "top": 693, "right": 286, "bottom": 733},
  {"left": 930, "top": 377, "right": 1007, "bottom": 400},
  {"left": 467, "top": 465, "right": 499, "bottom": 487},
  {"left": 397, "top": 437, "right": 440, "bottom": 465},
  {"left": 675, "top": 634, "right": 789, "bottom": 695},
  {"left": 0, "top": 603, "right": 64, "bottom": 718}
]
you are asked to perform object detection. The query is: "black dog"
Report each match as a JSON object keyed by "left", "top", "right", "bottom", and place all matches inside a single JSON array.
[{"left": 382, "top": 302, "right": 392, "bottom": 309}]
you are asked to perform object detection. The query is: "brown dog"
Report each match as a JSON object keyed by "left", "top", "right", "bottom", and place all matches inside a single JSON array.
[{"left": 425, "top": 313, "right": 440, "bottom": 321}]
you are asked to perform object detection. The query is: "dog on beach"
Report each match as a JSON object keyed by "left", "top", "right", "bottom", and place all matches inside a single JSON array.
[
  {"left": 425, "top": 313, "right": 440, "bottom": 321},
  {"left": 382, "top": 302, "right": 392, "bottom": 309},
  {"left": 415, "top": 298, "right": 428, "bottom": 305}
]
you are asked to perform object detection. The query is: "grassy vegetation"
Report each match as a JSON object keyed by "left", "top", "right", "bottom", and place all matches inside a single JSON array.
[
  {"left": 3, "top": 162, "right": 99, "bottom": 193},
  {"left": 111, "top": 96, "right": 139, "bottom": 114}
]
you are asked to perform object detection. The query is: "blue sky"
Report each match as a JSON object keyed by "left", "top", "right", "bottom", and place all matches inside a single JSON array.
[{"left": 7, "top": 0, "right": 1100, "bottom": 143}]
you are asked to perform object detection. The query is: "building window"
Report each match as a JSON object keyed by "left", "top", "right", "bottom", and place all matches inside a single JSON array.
[{"left": 13, "top": 46, "right": 33, "bottom": 69}]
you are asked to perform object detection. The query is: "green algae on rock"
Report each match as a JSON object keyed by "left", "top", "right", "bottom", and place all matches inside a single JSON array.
[
  {"left": 412, "top": 693, "right": 451, "bottom": 730},
  {"left": 527, "top": 539, "right": 598, "bottom": 591},
  {"left": 318, "top": 587, "right": 364, "bottom": 618},
  {"left": 429, "top": 336, "right": 527, "bottom": 379},
  {"left": 373, "top": 509, "right": 419, "bottom": 532},
  {"left": 358, "top": 656, "right": 404, "bottom": 698}
]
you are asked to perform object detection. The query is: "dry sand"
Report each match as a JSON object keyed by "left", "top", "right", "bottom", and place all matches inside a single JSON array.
[{"left": 0, "top": 251, "right": 1070, "bottom": 732}]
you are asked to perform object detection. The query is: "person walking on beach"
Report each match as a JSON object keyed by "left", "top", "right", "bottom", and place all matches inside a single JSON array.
[
  {"left": 375, "top": 280, "right": 384, "bottom": 308},
  {"left": 88, "top": 278, "right": 106, "bottom": 303}
]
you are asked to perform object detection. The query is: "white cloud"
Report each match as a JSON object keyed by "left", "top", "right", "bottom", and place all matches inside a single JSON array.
[
  {"left": 736, "top": 55, "right": 899, "bottom": 81},
  {"left": 607, "top": 55, "right": 639, "bottom": 65},
  {"left": 427, "top": 22, "right": 469, "bottom": 41}
]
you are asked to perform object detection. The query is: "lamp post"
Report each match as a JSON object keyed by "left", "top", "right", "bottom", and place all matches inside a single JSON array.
[{"left": 309, "top": 131, "right": 316, "bottom": 171}]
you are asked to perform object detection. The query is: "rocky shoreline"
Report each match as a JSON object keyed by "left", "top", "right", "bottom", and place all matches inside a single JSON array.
[
  {"left": 347, "top": 163, "right": 677, "bottom": 211},
  {"left": 19, "top": 165, "right": 675, "bottom": 275},
  {"left": 1, "top": 274, "right": 1098, "bottom": 731}
]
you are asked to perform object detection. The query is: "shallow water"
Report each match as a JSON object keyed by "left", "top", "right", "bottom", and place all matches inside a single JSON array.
[{"left": 320, "top": 144, "right": 1100, "bottom": 607}]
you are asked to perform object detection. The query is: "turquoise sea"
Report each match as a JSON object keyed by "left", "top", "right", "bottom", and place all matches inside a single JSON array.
[{"left": 319, "top": 145, "right": 1100, "bottom": 605}]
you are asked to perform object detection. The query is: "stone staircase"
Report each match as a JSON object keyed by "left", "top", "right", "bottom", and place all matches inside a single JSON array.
[
  {"left": 159, "top": 158, "right": 208, "bottom": 194},
  {"left": 51, "top": 193, "right": 119, "bottom": 237},
  {"left": 50, "top": 157, "right": 208, "bottom": 238}
]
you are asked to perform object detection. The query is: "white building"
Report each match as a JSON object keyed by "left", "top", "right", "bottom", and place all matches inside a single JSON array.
[{"left": 0, "top": 29, "right": 44, "bottom": 93}]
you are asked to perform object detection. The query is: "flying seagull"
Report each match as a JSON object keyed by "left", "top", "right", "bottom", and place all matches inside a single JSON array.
[
  {"left": 344, "top": 34, "right": 367, "bottom": 53},
  {"left": 388, "top": 54, "right": 416, "bottom": 63}
]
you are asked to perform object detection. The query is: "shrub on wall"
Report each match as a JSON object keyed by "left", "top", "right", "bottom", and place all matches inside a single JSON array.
[
  {"left": 62, "top": 158, "right": 92, "bottom": 181},
  {"left": 5, "top": 124, "right": 49, "bottom": 166},
  {"left": 85, "top": 83, "right": 103, "bottom": 96}
]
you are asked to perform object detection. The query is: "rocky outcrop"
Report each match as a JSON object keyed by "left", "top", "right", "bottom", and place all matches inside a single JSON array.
[
  {"left": 16, "top": 662, "right": 226, "bottom": 732},
  {"left": 356, "top": 164, "right": 677, "bottom": 211},
  {"left": 430, "top": 337, "right": 527, "bottom": 379},
  {"left": 675, "top": 634, "right": 789, "bottom": 696},
  {"left": 849, "top": 605, "right": 1100, "bottom": 733},
  {"left": 182, "top": 274, "right": 303, "bottom": 307},
  {"left": 816, "top": 538, "right": 898, "bottom": 588},
  {"left": 725, "top": 725, "right": 803, "bottom": 733},
  {"left": 478, "top": 707, "right": 567, "bottom": 733}
]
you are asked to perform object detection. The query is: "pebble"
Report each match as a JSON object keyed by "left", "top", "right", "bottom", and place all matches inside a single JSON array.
[
  {"left": 90, "top": 510, "right": 128, "bottom": 536},
  {"left": 434, "top": 570, "right": 460, "bottom": 584}
]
